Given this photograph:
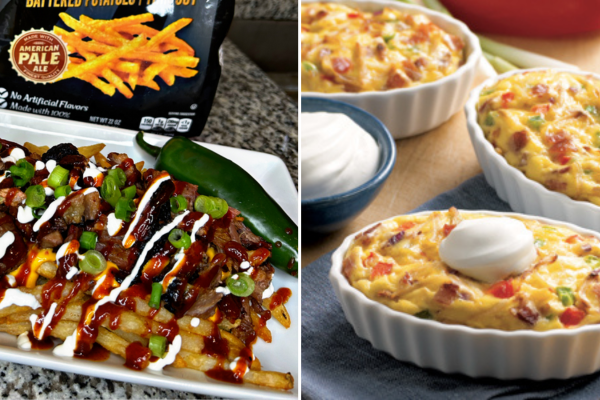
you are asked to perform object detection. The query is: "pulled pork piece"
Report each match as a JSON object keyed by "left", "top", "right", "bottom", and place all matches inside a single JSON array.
[
  {"left": 40, "top": 231, "right": 63, "bottom": 249},
  {"left": 0, "top": 188, "right": 26, "bottom": 207},
  {"left": 42, "top": 143, "right": 79, "bottom": 163},
  {"left": 0, "top": 212, "right": 27, "bottom": 274},
  {"left": 60, "top": 192, "right": 85, "bottom": 225},
  {"left": 185, "top": 289, "right": 223, "bottom": 318},
  {"left": 175, "top": 180, "right": 198, "bottom": 211},
  {"left": 83, "top": 191, "right": 101, "bottom": 220},
  {"left": 251, "top": 263, "right": 275, "bottom": 302}
]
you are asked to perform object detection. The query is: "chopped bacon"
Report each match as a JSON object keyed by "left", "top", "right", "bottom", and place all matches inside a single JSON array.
[
  {"left": 559, "top": 307, "right": 585, "bottom": 327},
  {"left": 478, "top": 99, "right": 492, "bottom": 113},
  {"left": 414, "top": 57, "right": 428, "bottom": 69},
  {"left": 547, "top": 130, "right": 576, "bottom": 165},
  {"left": 332, "top": 57, "right": 351, "bottom": 74},
  {"left": 370, "top": 262, "right": 393, "bottom": 279},
  {"left": 449, "top": 35, "right": 464, "bottom": 51},
  {"left": 408, "top": 30, "right": 428, "bottom": 45},
  {"left": 488, "top": 280, "right": 514, "bottom": 299},
  {"left": 375, "top": 43, "right": 386, "bottom": 61},
  {"left": 531, "top": 84, "right": 548, "bottom": 96},
  {"left": 501, "top": 92, "right": 515, "bottom": 108},
  {"left": 433, "top": 283, "right": 460, "bottom": 305},
  {"left": 402, "top": 60, "right": 422, "bottom": 81},
  {"left": 387, "top": 69, "right": 409, "bottom": 89},
  {"left": 514, "top": 302, "right": 540, "bottom": 325},
  {"left": 582, "top": 243, "right": 593, "bottom": 252},
  {"left": 442, "top": 224, "right": 456, "bottom": 237},
  {"left": 354, "top": 223, "right": 381, "bottom": 246},
  {"left": 531, "top": 104, "right": 550, "bottom": 114},
  {"left": 386, "top": 231, "right": 405, "bottom": 247},
  {"left": 401, "top": 272, "right": 414, "bottom": 286},
  {"left": 316, "top": 10, "right": 328, "bottom": 19},
  {"left": 400, "top": 221, "right": 416, "bottom": 230},
  {"left": 510, "top": 131, "right": 528, "bottom": 152}
]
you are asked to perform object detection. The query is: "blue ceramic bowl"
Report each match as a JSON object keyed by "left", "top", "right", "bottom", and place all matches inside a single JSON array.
[{"left": 302, "top": 97, "right": 396, "bottom": 233}]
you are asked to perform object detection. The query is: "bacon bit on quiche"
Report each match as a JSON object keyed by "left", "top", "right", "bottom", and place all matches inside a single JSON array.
[
  {"left": 442, "top": 224, "right": 456, "bottom": 237},
  {"left": 433, "top": 283, "right": 460, "bottom": 305},
  {"left": 512, "top": 301, "right": 540, "bottom": 325},
  {"left": 510, "top": 131, "right": 528, "bottom": 152},
  {"left": 531, "top": 104, "right": 550, "bottom": 114},
  {"left": 566, "top": 235, "right": 581, "bottom": 244},
  {"left": 531, "top": 84, "right": 548, "bottom": 96},
  {"left": 501, "top": 92, "right": 515, "bottom": 108},
  {"left": 332, "top": 57, "right": 351, "bottom": 74},
  {"left": 371, "top": 262, "right": 393, "bottom": 279},
  {"left": 401, "top": 272, "right": 414, "bottom": 286},
  {"left": 342, "top": 257, "right": 355, "bottom": 280}
]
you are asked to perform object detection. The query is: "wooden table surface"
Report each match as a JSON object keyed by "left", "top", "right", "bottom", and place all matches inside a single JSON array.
[{"left": 301, "top": 29, "right": 600, "bottom": 267}]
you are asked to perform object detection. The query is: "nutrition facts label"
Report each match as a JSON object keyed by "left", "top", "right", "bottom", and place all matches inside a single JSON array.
[{"left": 140, "top": 117, "right": 192, "bottom": 133}]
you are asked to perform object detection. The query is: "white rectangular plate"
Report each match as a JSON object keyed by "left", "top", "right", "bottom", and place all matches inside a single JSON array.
[{"left": 0, "top": 109, "right": 299, "bottom": 399}]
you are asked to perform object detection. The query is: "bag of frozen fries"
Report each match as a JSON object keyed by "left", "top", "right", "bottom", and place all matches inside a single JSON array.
[{"left": 0, "top": 0, "right": 234, "bottom": 135}]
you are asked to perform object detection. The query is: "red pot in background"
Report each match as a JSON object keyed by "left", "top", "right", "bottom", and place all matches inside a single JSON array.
[{"left": 441, "top": 0, "right": 600, "bottom": 37}]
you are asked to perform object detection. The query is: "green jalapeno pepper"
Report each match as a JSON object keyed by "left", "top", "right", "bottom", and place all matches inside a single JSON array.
[{"left": 136, "top": 132, "right": 298, "bottom": 277}]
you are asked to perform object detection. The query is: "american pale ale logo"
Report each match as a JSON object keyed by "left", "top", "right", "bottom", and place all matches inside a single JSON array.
[{"left": 9, "top": 29, "right": 69, "bottom": 84}]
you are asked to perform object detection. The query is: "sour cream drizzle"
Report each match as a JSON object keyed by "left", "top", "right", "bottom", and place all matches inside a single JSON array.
[
  {"left": 122, "top": 173, "right": 171, "bottom": 248},
  {"left": 0, "top": 289, "right": 41, "bottom": 310},
  {"left": 106, "top": 213, "right": 123, "bottom": 237},
  {"left": 17, "top": 332, "right": 32, "bottom": 350},
  {"left": 0, "top": 231, "right": 15, "bottom": 260},
  {"left": 147, "top": 335, "right": 182, "bottom": 371},
  {"left": 33, "top": 197, "right": 65, "bottom": 232},
  {"left": 30, "top": 302, "right": 58, "bottom": 340},
  {"left": 1, "top": 148, "right": 26, "bottom": 164},
  {"left": 17, "top": 206, "right": 34, "bottom": 224},
  {"left": 56, "top": 210, "right": 191, "bottom": 356}
]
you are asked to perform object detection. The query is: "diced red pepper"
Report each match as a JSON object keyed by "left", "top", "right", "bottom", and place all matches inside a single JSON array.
[
  {"left": 566, "top": 235, "right": 581, "bottom": 244},
  {"left": 559, "top": 307, "right": 585, "bottom": 326},
  {"left": 531, "top": 104, "right": 550, "bottom": 114},
  {"left": 332, "top": 57, "right": 351, "bottom": 74},
  {"left": 501, "top": 92, "right": 515, "bottom": 108},
  {"left": 488, "top": 280, "right": 515, "bottom": 299},
  {"left": 347, "top": 12, "right": 360, "bottom": 18},
  {"left": 321, "top": 74, "right": 335, "bottom": 82},
  {"left": 371, "top": 262, "right": 393, "bottom": 279},
  {"left": 442, "top": 224, "right": 456, "bottom": 237},
  {"left": 399, "top": 221, "right": 416, "bottom": 230}
]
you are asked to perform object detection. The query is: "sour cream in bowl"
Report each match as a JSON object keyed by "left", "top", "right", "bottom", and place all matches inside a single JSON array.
[{"left": 301, "top": 97, "right": 396, "bottom": 233}]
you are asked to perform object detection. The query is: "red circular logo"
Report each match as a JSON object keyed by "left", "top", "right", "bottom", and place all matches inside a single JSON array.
[{"left": 10, "top": 30, "right": 69, "bottom": 83}]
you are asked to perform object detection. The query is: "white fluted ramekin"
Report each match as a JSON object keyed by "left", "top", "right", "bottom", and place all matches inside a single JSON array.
[
  {"left": 465, "top": 68, "right": 600, "bottom": 232},
  {"left": 330, "top": 209, "right": 600, "bottom": 380},
  {"left": 301, "top": 0, "right": 481, "bottom": 139}
]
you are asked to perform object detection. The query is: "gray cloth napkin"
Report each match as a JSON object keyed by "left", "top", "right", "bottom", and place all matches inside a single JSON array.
[{"left": 301, "top": 174, "right": 600, "bottom": 400}]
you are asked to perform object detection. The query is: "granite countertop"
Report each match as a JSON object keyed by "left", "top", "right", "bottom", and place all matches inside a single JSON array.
[
  {"left": 0, "top": 40, "right": 297, "bottom": 400},
  {"left": 235, "top": 0, "right": 298, "bottom": 21}
]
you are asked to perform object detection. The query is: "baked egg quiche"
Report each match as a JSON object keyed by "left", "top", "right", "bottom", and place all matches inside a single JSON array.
[
  {"left": 342, "top": 208, "right": 600, "bottom": 331},
  {"left": 477, "top": 70, "right": 600, "bottom": 206},
  {"left": 301, "top": 2, "right": 465, "bottom": 93}
]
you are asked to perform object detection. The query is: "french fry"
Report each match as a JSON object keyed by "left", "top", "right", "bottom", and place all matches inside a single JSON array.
[
  {"left": 146, "top": 18, "right": 193, "bottom": 50},
  {"left": 77, "top": 143, "right": 106, "bottom": 159},
  {"left": 111, "top": 61, "right": 140, "bottom": 75},
  {"left": 94, "top": 152, "right": 112, "bottom": 169},
  {"left": 119, "top": 24, "right": 195, "bottom": 56},
  {"left": 24, "top": 142, "right": 49, "bottom": 156},
  {"left": 158, "top": 70, "right": 176, "bottom": 86},
  {"left": 245, "top": 370, "right": 295, "bottom": 391},
  {"left": 143, "top": 63, "right": 168, "bottom": 82},
  {"left": 80, "top": 73, "right": 116, "bottom": 97},
  {"left": 101, "top": 68, "right": 134, "bottom": 99},
  {"left": 138, "top": 78, "right": 160, "bottom": 91},
  {"left": 59, "top": 13, "right": 126, "bottom": 47},
  {"left": 123, "top": 53, "right": 199, "bottom": 68},
  {"left": 81, "top": 13, "right": 154, "bottom": 28},
  {"left": 165, "top": 66, "right": 198, "bottom": 79},
  {"left": 251, "top": 309, "right": 272, "bottom": 343},
  {"left": 60, "top": 35, "right": 146, "bottom": 81},
  {"left": 263, "top": 298, "right": 291, "bottom": 329}
]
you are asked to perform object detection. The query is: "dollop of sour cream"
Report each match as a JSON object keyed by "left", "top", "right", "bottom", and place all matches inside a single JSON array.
[
  {"left": 439, "top": 218, "right": 537, "bottom": 283},
  {"left": 301, "top": 112, "right": 380, "bottom": 200}
]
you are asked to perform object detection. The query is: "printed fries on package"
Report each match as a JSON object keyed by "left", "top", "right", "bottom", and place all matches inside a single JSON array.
[{"left": 0, "top": 0, "right": 234, "bottom": 135}]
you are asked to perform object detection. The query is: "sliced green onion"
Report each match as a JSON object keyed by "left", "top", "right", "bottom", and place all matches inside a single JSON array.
[
  {"left": 586, "top": 255, "right": 600, "bottom": 267},
  {"left": 32, "top": 205, "right": 47, "bottom": 220},
  {"left": 528, "top": 115, "right": 545, "bottom": 130},
  {"left": 302, "top": 61, "right": 317, "bottom": 73},
  {"left": 121, "top": 185, "right": 137, "bottom": 200},
  {"left": 170, "top": 195, "right": 188, "bottom": 213},
  {"left": 101, "top": 176, "right": 121, "bottom": 207},
  {"left": 148, "top": 282, "right": 162, "bottom": 309},
  {"left": 149, "top": 335, "right": 167, "bottom": 358},
  {"left": 107, "top": 168, "right": 126, "bottom": 188},
  {"left": 115, "top": 198, "right": 136, "bottom": 222},
  {"left": 414, "top": 309, "right": 433, "bottom": 320},
  {"left": 54, "top": 185, "right": 72, "bottom": 199},
  {"left": 483, "top": 51, "right": 518, "bottom": 74},
  {"left": 168, "top": 229, "right": 191, "bottom": 249},
  {"left": 585, "top": 169, "right": 594, "bottom": 175},
  {"left": 534, "top": 239, "right": 546, "bottom": 248},
  {"left": 484, "top": 113, "right": 495, "bottom": 126},
  {"left": 80, "top": 231, "right": 98, "bottom": 251},
  {"left": 47, "top": 165, "right": 69, "bottom": 189},
  {"left": 25, "top": 185, "right": 45, "bottom": 208},
  {"left": 586, "top": 105, "right": 599, "bottom": 118},
  {"left": 226, "top": 273, "right": 255, "bottom": 297},
  {"left": 556, "top": 287, "right": 575, "bottom": 307},
  {"left": 79, "top": 250, "right": 107, "bottom": 276},
  {"left": 194, "top": 195, "right": 228, "bottom": 219},
  {"left": 382, "top": 32, "right": 396, "bottom": 42},
  {"left": 9, "top": 160, "right": 35, "bottom": 187}
]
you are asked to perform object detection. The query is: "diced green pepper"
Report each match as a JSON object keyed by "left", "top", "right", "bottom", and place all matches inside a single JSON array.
[
  {"left": 556, "top": 287, "right": 576, "bottom": 307},
  {"left": 414, "top": 310, "right": 433, "bottom": 320},
  {"left": 302, "top": 61, "right": 318, "bottom": 73},
  {"left": 528, "top": 115, "right": 545, "bottom": 130}
]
